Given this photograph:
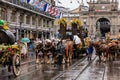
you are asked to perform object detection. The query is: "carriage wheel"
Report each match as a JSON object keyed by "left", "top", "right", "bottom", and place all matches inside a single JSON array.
[{"left": 12, "top": 54, "right": 21, "bottom": 76}]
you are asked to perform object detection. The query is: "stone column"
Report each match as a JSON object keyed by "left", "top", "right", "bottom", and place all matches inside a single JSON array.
[
  {"left": 45, "top": 19, "right": 47, "bottom": 27},
  {"left": 40, "top": 18, "right": 44, "bottom": 39},
  {"left": 15, "top": 12, "right": 20, "bottom": 40},
  {"left": 7, "top": 9, "right": 12, "bottom": 23},
  {"left": 23, "top": 14, "right": 27, "bottom": 25},
  {"left": 41, "top": 18, "right": 43, "bottom": 28},
  {"left": 16, "top": 29, "right": 19, "bottom": 40},
  {"left": 36, "top": 17, "right": 38, "bottom": 38},
  {"left": 16, "top": 12, "right": 20, "bottom": 24}
]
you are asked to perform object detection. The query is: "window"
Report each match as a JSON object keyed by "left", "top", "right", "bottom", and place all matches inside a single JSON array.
[
  {"left": 1, "top": 8, "right": 6, "bottom": 20},
  {"left": 26, "top": 15, "right": 30, "bottom": 24},
  {"left": 32, "top": 16, "right": 35, "bottom": 25},
  {"left": 11, "top": 10, "right": 16, "bottom": 22},
  {"left": 38, "top": 17, "right": 41, "bottom": 26},
  {"left": 19, "top": 13, "right": 24, "bottom": 23}
]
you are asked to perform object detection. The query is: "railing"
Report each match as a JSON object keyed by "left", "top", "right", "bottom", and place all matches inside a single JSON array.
[{"left": 2, "top": 0, "right": 56, "bottom": 19}]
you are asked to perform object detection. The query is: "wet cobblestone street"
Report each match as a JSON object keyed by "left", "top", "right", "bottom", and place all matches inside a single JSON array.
[{"left": 0, "top": 54, "right": 120, "bottom": 80}]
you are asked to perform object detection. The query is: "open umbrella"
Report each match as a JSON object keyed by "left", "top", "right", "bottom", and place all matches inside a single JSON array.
[
  {"left": 21, "top": 38, "right": 30, "bottom": 43},
  {"left": 0, "top": 29, "right": 15, "bottom": 45}
]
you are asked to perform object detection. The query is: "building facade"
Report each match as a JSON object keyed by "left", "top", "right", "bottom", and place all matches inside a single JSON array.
[
  {"left": 80, "top": 0, "right": 120, "bottom": 37},
  {"left": 0, "top": 0, "right": 56, "bottom": 40},
  {"left": 62, "top": 0, "right": 120, "bottom": 38}
]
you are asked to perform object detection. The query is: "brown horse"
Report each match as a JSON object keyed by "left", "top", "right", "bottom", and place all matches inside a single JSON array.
[
  {"left": 35, "top": 41, "right": 43, "bottom": 64},
  {"left": 62, "top": 39, "right": 74, "bottom": 63},
  {"left": 93, "top": 40, "right": 108, "bottom": 62}
]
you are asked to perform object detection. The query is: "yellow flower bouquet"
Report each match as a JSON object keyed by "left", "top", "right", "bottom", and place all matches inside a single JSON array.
[
  {"left": 71, "top": 18, "right": 82, "bottom": 26},
  {"left": 0, "top": 45, "right": 20, "bottom": 64},
  {"left": 58, "top": 18, "right": 67, "bottom": 27}
]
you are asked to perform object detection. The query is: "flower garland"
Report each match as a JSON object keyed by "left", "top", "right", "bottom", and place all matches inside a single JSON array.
[
  {"left": 0, "top": 45, "right": 20, "bottom": 64},
  {"left": 58, "top": 18, "right": 67, "bottom": 27}
]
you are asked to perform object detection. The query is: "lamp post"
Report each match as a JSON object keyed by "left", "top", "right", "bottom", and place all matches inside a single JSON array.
[
  {"left": 35, "top": 20, "right": 37, "bottom": 38},
  {"left": 19, "top": 21, "right": 22, "bottom": 39}
]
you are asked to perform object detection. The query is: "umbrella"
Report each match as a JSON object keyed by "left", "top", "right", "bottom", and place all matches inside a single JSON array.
[
  {"left": 0, "top": 20, "right": 5, "bottom": 26},
  {"left": 21, "top": 38, "right": 30, "bottom": 43},
  {"left": 0, "top": 29, "right": 15, "bottom": 45}
]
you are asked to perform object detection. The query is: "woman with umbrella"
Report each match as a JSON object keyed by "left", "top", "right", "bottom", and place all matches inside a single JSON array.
[{"left": 20, "top": 38, "right": 30, "bottom": 60}]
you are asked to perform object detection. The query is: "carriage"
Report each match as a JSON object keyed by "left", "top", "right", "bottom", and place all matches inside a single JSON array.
[{"left": 0, "top": 20, "right": 21, "bottom": 76}]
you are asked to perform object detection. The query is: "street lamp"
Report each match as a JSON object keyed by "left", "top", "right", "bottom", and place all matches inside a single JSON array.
[
  {"left": 19, "top": 21, "right": 22, "bottom": 39},
  {"left": 35, "top": 21, "right": 38, "bottom": 38}
]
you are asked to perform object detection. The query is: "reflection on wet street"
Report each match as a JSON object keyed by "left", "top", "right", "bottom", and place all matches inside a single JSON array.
[
  {"left": 106, "top": 58, "right": 120, "bottom": 80},
  {"left": 0, "top": 55, "right": 120, "bottom": 80},
  {"left": 76, "top": 58, "right": 105, "bottom": 80}
]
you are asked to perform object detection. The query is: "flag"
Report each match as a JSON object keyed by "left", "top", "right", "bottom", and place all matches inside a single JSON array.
[
  {"left": 47, "top": 5, "right": 52, "bottom": 14},
  {"left": 39, "top": 1, "right": 46, "bottom": 11},
  {"left": 27, "top": 0, "right": 30, "bottom": 3},
  {"left": 55, "top": 10, "right": 60, "bottom": 18},
  {"left": 50, "top": 7, "right": 56, "bottom": 14},
  {"left": 28, "top": 0, "right": 35, "bottom": 4},
  {"left": 32, "top": 0, "right": 39, "bottom": 6},
  {"left": 52, "top": 7, "right": 58, "bottom": 16},
  {"left": 56, "top": 12, "right": 62, "bottom": 19},
  {"left": 43, "top": 3, "right": 48, "bottom": 12}
]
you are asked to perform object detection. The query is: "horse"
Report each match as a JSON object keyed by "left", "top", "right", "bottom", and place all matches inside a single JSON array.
[
  {"left": 43, "top": 39, "right": 56, "bottom": 64},
  {"left": 62, "top": 39, "right": 74, "bottom": 63},
  {"left": 93, "top": 40, "right": 103, "bottom": 62},
  {"left": 35, "top": 40, "right": 44, "bottom": 64},
  {"left": 108, "top": 40, "right": 120, "bottom": 60}
]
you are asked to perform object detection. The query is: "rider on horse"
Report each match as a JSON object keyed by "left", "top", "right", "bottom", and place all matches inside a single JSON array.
[{"left": 73, "top": 35, "right": 82, "bottom": 58}]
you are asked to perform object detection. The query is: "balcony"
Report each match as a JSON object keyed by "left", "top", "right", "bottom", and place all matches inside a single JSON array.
[{"left": 1, "top": 0, "right": 56, "bottom": 19}]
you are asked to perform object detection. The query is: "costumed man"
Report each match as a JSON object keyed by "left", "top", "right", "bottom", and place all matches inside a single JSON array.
[
  {"left": 56, "top": 40, "right": 65, "bottom": 66},
  {"left": 73, "top": 35, "right": 82, "bottom": 58},
  {"left": 85, "top": 37, "right": 93, "bottom": 61}
]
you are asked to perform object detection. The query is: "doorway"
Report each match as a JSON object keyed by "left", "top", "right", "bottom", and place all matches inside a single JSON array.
[{"left": 96, "top": 18, "right": 110, "bottom": 37}]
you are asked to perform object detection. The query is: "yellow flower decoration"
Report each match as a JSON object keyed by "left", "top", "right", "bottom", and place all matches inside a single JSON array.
[
  {"left": 3, "top": 23, "right": 9, "bottom": 30},
  {"left": 71, "top": 18, "right": 82, "bottom": 26},
  {"left": 58, "top": 18, "right": 67, "bottom": 27},
  {"left": 11, "top": 45, "right": 20, "bottom": 51}
]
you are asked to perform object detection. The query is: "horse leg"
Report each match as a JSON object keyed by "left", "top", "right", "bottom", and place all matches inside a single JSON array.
[
  {"left": 62, "top": 55, "right": 65, "bottom": 64},
  {"left": 44, "top": 53, "right": 48, "bottom": 64},
  {"left": 36, "top": 53, "right": 40, "bottom": 64}
]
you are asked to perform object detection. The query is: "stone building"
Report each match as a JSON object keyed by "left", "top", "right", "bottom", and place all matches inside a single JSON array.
[
  {"left": 0, "top": 0, "right": 56, "bottom": 40},
  {"left": 63, "top": 0, "right": 120, "bottom": 38},
  {"left": 80, "top": 0, "right": 120, "bottom": 37}
]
